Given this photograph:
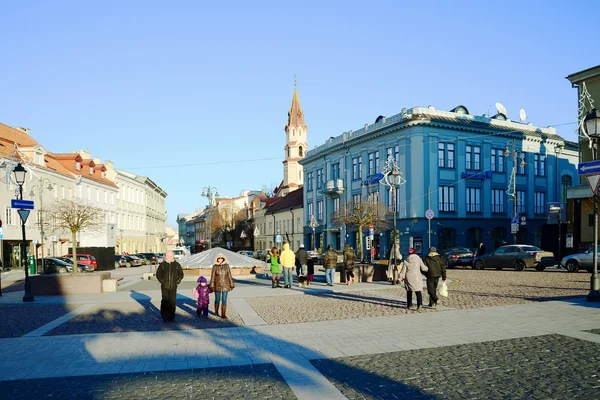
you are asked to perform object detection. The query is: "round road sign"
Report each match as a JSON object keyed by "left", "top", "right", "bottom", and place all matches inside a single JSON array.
[{"left": 425, "top": 209, "right": 434, "bottom": 220}]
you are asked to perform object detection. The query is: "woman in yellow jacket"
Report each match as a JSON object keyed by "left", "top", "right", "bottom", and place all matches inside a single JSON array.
[{"left": 280, "top": 242, "right": 296, "bottom": 289}]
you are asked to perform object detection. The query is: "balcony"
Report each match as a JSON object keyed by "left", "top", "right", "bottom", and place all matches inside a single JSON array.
[{"left": 324, "top": 179, "right": 344, "bottom": 195}]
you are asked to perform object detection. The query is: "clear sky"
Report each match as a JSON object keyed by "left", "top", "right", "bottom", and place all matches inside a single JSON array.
[{"left": 1, "top": 0, "right": 598, "bottom": 228}]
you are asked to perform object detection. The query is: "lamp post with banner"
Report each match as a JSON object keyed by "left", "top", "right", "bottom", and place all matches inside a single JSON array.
[{"left": 382, "top": 155, "right": 406, "bottom": 285}]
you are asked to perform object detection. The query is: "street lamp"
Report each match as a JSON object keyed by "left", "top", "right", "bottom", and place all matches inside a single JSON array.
[
  {"left": 505, "top": 140, "right": 526, "bottom": 244},
  {"left": 13, "top": 163, "right": 34, "bottom": 302},
  {"left": 201, "top": 186, "right": 219, "bottom": 250},
  {"left": 30, "top": 178, "right": 54, "bottom": 275},
  {"left": 309, "top": 214, "right": 319, "bottom": 251},
  {"left": 382, "top": 155, "right": 406, "bottom": 285},
  {"left": 584, "top": 108, "right": 600, "bottom": 302}
]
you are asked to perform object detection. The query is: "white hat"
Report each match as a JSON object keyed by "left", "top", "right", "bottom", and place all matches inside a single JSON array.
[{"left": 299, "top": 244, "right": 305, "bottom": 248}]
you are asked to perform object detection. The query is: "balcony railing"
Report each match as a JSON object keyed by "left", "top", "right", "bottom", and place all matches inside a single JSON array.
[{"left": 324, "top": 179, "right": 344, "bottom": 195}]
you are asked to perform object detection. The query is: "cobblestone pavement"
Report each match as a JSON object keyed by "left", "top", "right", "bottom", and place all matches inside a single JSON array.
[
  {"left": 589, "top": 329, "right": 600, "bottom": 335},
  {"left": 311, "top": 334, "right": 600, "bottom": 400},
  {"left": 0, "top": 304, "right": 78, "bottom": 338},
  {"left": 45, "top": 300, "right": 244, "bottom": 336},
  {"left": 0, "top": 363, "right": 296, "bottom": 400}
]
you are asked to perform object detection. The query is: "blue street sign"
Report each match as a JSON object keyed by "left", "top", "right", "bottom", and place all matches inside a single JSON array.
[
  {"left": 11, "top": 199, "right": 34, "bottom": 210},
  {"left": 578, "top": 160, "right": 600, "bottom": 175}
]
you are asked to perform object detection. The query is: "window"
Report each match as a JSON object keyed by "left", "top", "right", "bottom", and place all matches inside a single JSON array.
[
  {"left": 68, "top": 187, "right": 72, "bottom": 199},
  {"left": 299, "top": 146, "right": 303, "bottom": 157},
  {"left": 491, "top": 189, "right": 504, "bottom": 213},
  {"left": 331, "top": 163, "right": 340, "bottom": 180},
  {"left": 491, "top": 149, "right": 505, "bottom": 172},
  {"left": 535, "top": 191, "right": 545, "bottom": 214},
  {"left": 368, "top": 151, "right": 379, "bottom": 176},
  {"left": 438, "top": 186, "right": 455, "bottom": 212},
  {"left": 286, "top": 146, "right": 290, "bottom": 158},
  {"left": 518, "top": 153, "right": 526, "bottom": 175},
  {"left": 316, "top": 169, "right": 323, "bottom": 188},
  {"left": 333, "top": 197, "right": 340, "bottom": 213},
  {"left": 308, "top": 203, "right": 314, "bottom": 218},
  {"left": 307, "top": 172, "right": 313, "bottom": 191},
  {"left": 466, "top": 187, "right": 481, "bottom": 212},
  {"left": 87, "top": 186, "right": 91, "bottom": 200},
  {"left": 353, "top": 194, "right": 361, "bottom": 204},
  {"left": 317, "top": 201, "right": 323, "bottom": 220},
  {"left": 5, "top": 207, "right": 13, "bottom": 226},
  {"left": 465, "top": 145, "right": 481, "bottom": 170},
  {"left": 438, "top": 143, "right": 455, "bottom": 168},
  {"left": 517, "top": 190, "right": 526, "bottom": 214},
  {"left": 534, "top": 154, "right": 546, "bottom": 176},
  {"left": 75, "top": 161, "right": 81, "bottom": 170},
  {"left": 368, "top": 191, "right": 379, "bottom": 204},
  {"left": 104, "top": 191, "right": 108, "bottom": 203},
  {"left": 96, "top": 188, "right": 100, "bottom": 202},
  {"left": 352, "top": 157, "right": 362, "bottom": 179},
  {"left": 60, "top": 186, "right": 65, "bottom": 199},
  {"left": 561, "top": 175, "right": 572, "bottom": 203}
]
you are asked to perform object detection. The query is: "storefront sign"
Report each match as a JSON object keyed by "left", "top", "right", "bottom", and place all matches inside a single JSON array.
[{"left": 460, "top": 171, "right": 493, "bottom": 180}]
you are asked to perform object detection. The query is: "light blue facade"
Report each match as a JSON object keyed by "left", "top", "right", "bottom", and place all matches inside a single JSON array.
[{"left": 300, "top": 106, "right": 579, "bottom": 258}]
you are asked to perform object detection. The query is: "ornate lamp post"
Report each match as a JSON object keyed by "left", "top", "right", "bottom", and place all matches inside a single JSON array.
[
  {"left": 309, "top": 214, "right": 319, "bottom": 251},
  {"left": 201, "top": 186, "right": 219, "bottom": 250},
  {"left": 30, "top": 178, "right": 54, "bottom": 275},
  {"left": 13, "top": 163, "right": 34, "bottom": 302},
  {"left": 382, "top": 155, "right": 406, "bottom": 285},
  {"left": 505, "top": 140, "right": 526, "bottom": 244},
  {"left": 585, "top": 109, "right": 600, "bottom": 302}
]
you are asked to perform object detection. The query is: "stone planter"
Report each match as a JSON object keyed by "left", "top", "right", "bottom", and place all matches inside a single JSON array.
[{"left": 30, "top": 272, "right": 112, "bottom": 295}]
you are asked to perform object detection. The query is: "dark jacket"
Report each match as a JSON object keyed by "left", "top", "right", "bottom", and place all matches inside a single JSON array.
[
  {"left": 423, "top": 252, "right": 446, "bottom": 280},
  {"left": 196, "top": 282, "right": 211, "bottom": 308},
  {"left": 343, "top": 244, "right": 356, "bottom": 271},
  {"left": 323, "top": 247, "right": 338, "bottom": 269},
  {"left": 296, "top": 247, "right": 309, "bottom": 265},
  {"left": 156, "top": 261, "right": 184, "bottom": 290},
  {"left": 209, "top": 254, "right": 235, "bottom": 292},
  {"left": 307, "top": 258, "right": 315, "bottom": 275}
]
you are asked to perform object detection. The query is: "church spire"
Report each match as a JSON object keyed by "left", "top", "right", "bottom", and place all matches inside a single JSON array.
[{"left": 286, "top": 74, "right": 307, "bottom": 131}]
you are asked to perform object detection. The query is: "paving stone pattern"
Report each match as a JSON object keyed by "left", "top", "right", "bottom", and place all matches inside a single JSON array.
[
  {"left": 44, "top": 300, "right": 244, "bottom": 336},
  {"left": 0, "top": 304, "right": 78, "bottom": 338},
  {"left": 588, "top": 328, "right": 600, "bottom": 335},
  {"left": 0, "top": 364, "right": 296, "bottom": 400},
  {"left": 311, "top": 334, "right": 600, "bottom": 400}
]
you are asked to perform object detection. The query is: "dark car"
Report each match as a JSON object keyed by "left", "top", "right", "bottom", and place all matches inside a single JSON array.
[
  {"left": 473, "top": 245, "right": 555, "bottom": 271},
  {"left": 136, "top": 253, "right": 158, "bottom": 265},
  {"left": 38, "top": 258, "right": 93, "bottom": 274},
  {"left": 124, "top": 255, "right": 143, "bottom": 267},
  {"left": 442, "top": 247, "right": 476, "bottom": 268},
  {"left": 115, "top": 255, "right": 129, "bottom": 268}
]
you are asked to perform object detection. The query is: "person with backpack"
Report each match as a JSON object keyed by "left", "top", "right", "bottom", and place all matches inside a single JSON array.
[{"left": 423, "top": 246, "right": 447, "bottom": 310}]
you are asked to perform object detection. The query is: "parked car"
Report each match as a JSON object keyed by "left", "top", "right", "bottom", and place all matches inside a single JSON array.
[
  {"left": 63, "top": 254, "right": 98, "bottom": 270},
  {"left": 237, "top": 250, "right": 254, "bottom": 258},
  {"left": 136, "top": 253, "right": 158, "bottom": 265},
  {"left": 442, "top": 247, "right": 476, "bottom": 268},
  {"left": 316, "top": 251, "right": 343, "bottom": 266},
  {"left": 473, "top": 245, "right": 555, "bottom": 271},
  {"left": 255, "top": 250, "right": 268, "bottom": 260},
  {"left": 307, "top": 250, "right": 320, "bottom": 263},
  {"left": 560, "top": 247, "right": 596, "bottom": 273},
  {"left": 38, "top": 258, "right": 93, "bottom": 274},
  {"left": 114, "top": 255, "right": 129, "bottom": 268},
  {"left": 124, "top": 255, "right": 143, "bottom": 267},
  {"left": 156, "top": 253, "right": 165, "bottom": 263}
]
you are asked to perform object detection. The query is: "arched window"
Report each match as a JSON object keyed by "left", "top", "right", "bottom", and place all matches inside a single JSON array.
[
  {"left": 286, "top": 146, "right": 290, "bottom": 158},
  {"left": 561, "top": 175, "right": 572, "bottom": 203},
  {"left": 299, "top": 146, "right": 303, "bottom": 157}
]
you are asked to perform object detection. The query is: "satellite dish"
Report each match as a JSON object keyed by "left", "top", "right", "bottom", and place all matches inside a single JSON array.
[
  {"left": 495, "top": 102, "right": 507, "bottom": 115},
  {"left": 519, "top": 109, "right": 527, "bottom": 122}
]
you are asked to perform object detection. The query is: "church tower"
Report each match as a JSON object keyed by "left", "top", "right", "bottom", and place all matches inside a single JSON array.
[{"left": 280, "top": 78, "right": 307, "bottom": 197}]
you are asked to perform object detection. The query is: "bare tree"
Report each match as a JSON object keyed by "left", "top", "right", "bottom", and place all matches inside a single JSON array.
[
  {"left": 331, "top": 195, "right": 389, "bottom": 261},
  {"left": 43, "top": 199, "right": 104, "bottom": 274}
]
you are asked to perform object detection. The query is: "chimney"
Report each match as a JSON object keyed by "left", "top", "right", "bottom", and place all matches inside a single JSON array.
[{"left": 16, "top": 127, "right": 30, "bottom": 134}]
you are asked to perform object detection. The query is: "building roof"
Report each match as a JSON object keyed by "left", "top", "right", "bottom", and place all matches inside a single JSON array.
[
  {"left": 285, "top": 86, "right": 307, "bottom": 130},
  {"left": 566, "top": 65, "right": 600, "bottom": 85},
  {"left": 265, "top": 187, "right": 303, "bottom": 214},
  {"left": 54, "top": 152, "right": 117, "bottom": 188}
]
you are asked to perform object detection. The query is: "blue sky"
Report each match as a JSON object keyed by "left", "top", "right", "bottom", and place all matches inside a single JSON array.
[{"left": 1, "top": 0, "right": 598, "bottom": 228}]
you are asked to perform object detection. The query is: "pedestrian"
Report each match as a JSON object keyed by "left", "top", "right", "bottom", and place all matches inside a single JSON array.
[
  {"left": 387, "top": 238, "right": 403, "bottom": 282},
  {"left": 423, "top": 247, "right": 446, "bottom": 310},
  {"left": 398, "top": 247, "right": 428, "bottom": 311},
  {"left": 209, "top": 253, "right": 235, "bottom": 319},
  {"left": 343, "top": 244, "right": 356, "bottom": 285},
  {"left": 477, "top": 242, "right": 486, "bottom": 256},
  {"left": 296, "top": 244, "right": 309, "bottom": 278},
  {"left": 269, "top": 247, "right": 281, "bottom": 288},
  {"left": 323, "top": 244, "right": 338, "bottom": 287},
  {"left": 195, "top": 276, "right": 211, "bottom": 318},
  {"left": 155, "top": 250, "right": 184, "bottom": 322},
  {"left": 280, "top": 242, "right": 295, "bottom": 288},
  {"left": 307, "top": 257, "right": 315, "bottom": 283}
]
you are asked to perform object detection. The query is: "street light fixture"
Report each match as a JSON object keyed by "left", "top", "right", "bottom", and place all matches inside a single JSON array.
[
  {"left": 584, "top": 108, "right": 600, "bottom": 302},
  {"left": 309, "top": 215, "right": 319, "bottom": 251},
  {"left": 505, "top": 140, "right": 526, "bottom": 244},
  {"left": 201, "top": 186, "right": 219, "bottom": 250},
  {"left": 13, "top": 163, "right": 34, "bottom": 302},
  {"left": 382, "top": 155, "right": 406, "bottom": 285},
  {"left": 30, "top": 178, "right": 54, "bottom": 275}
]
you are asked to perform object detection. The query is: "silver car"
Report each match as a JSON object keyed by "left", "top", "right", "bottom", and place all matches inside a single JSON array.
[{"left": 560, "top": 248, "right": 596, "bottom": 273}]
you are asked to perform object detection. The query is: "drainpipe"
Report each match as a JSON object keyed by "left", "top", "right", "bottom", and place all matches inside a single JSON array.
[{"left": 290, "top": 209, "right": 295, "bottom": 249}]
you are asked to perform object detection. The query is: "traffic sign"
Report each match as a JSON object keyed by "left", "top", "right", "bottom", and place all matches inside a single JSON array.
[
  {"left": 18, "top": 209, "right": 30, "bottom": 224},
  {"left": 578, "top": 160, "right": 600, "bottom": 175},
  {"left": 512, "top": 215, "right": 519, "bottom": 224},
  {"left": 511, "top": 223, "right": 519, "bottom": 233},
  {"left": 520, "top": 215, "right": 527, "bottom": 226},
  {"left": 425, "top": 209, "right": 434, "bottom": 220},
  {"left": 276, "top": 234, "right": 282, "bottom": 243},
  {"left": 586, "top": 174, "right": 600, "bottom": 194},
  {"left": 11, "top": 199, "right": 34, "bottom": 210}
]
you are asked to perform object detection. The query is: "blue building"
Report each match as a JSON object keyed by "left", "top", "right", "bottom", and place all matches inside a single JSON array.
[{"left": 300, "top": 105, "right": 578, "bottom": 258}]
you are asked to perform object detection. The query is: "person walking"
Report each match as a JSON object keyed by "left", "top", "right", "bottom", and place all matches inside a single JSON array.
[
  {"left": 296, "top": 244, "right": 309, "bottom": 278},
  {"left": 343, "top": 244, "right": 356, "bottom": 285},
  {"left": 399, "top": 248, "right": 428, "bottom": 311},
  {"left": 477, "top": 243, "right": 486, "bottom": 256},
  {"left": 423, "top": 247, "right": 446, "bottom": 310},
  {"left": 269, "top": 247, "right": 281, "bottom": 288},
  {"left": 387, "top": 238, "right": 402, "bottom": 283},
  {"left": 155, "top": 250, "right": 184, "bottom": 322},
  {"left": 195, "top": 276, "right": 211, "bottom": 318},
  {"left": 280, "top": 242, "right": 295, "bottom": 288},
  {"left": 307, "top": 257, "right": 315, "bottom": 283},
  {"left": 209, "top": 253, "right": 235, "bottom": 319},
  {"left": 323, "top": 244, "right": 338, "bottom": 287}
]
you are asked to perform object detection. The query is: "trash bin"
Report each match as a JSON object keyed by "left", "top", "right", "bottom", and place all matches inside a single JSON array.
[{"left": 29, "top": 256, "right": 36, "bottom": 275}]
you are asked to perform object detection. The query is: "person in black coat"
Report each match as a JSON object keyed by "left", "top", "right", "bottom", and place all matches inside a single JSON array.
[
  {"left": 423, "top": 247, "right": 446, "bottom": 310},
  {"left": 477, "top": 243, "right": 486, "bottom": 256},
  {"left": 307, "top": 258, "right": 315, "bottom": 282},
  {"left": 156, "top": 250, "right": 184, "bottom": 322}
]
